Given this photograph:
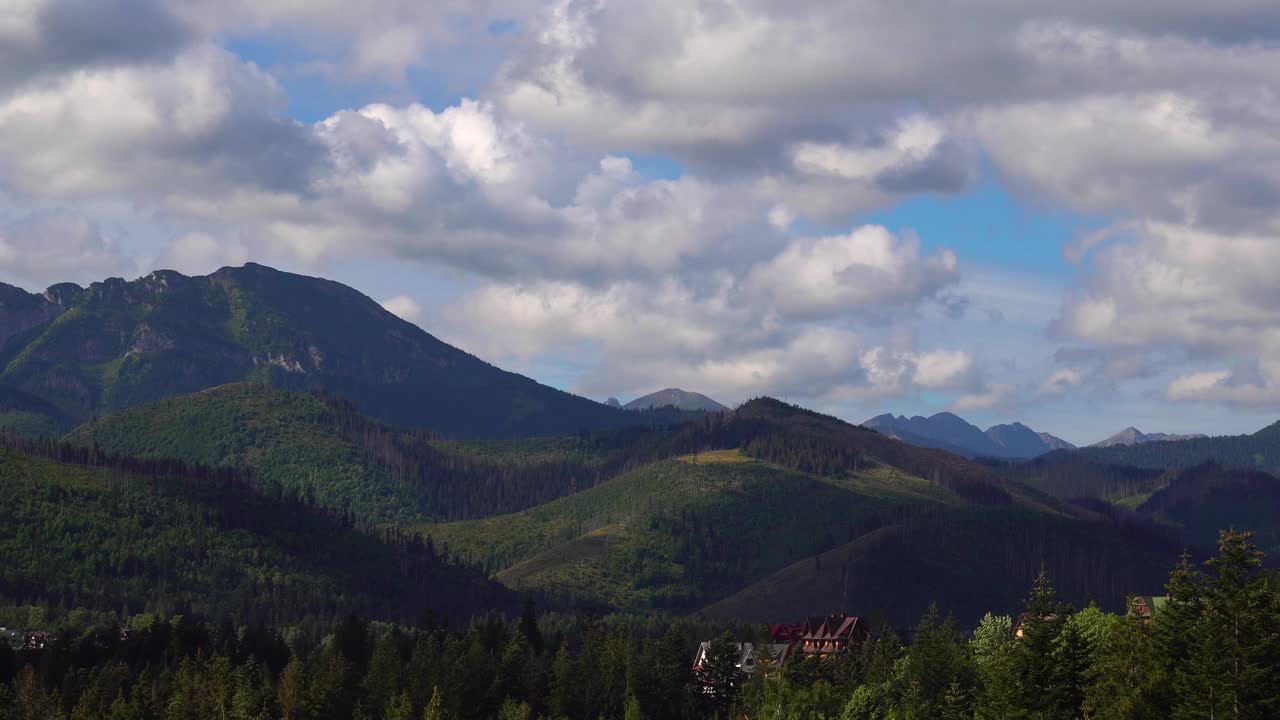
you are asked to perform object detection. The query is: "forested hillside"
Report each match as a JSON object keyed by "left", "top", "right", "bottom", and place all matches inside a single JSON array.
[
  {"left": 1079, "top": 420, "right": 1280, "bottom": 474},
  {"left": 0, "top": 437, "right": 514, "bottom": 627},
  {"left": 67, "top": 383, "right": 697, "bottom": 524},
  {"left": 431, "top": 399, "right": 1180, "bottom": 624}
]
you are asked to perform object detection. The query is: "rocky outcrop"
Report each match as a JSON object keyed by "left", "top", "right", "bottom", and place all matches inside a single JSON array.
[{"left": 0, "top": 283, "right": 62, "bottom": 350}]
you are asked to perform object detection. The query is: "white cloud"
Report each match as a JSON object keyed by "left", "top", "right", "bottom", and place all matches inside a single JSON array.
[
  {"left": 748, "top": 225, "right": 958, "bottom": 320},
  {"left": 380, "top": 295, "right": 424, "bottom": 325},
  {"left": 1040, "top": 368, "right": 1084, "bottom": 396},
  {"left": 1167, "top": 370, "right": 1233, "bottom": 401},
  {"left": 154, "top": 232, "right": 250, "bottom": 276},
  {"left": 0, "top": 210, "right": 135, "bottom": 287}
]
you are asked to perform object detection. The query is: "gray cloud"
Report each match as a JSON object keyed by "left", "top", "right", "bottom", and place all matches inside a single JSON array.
[{"left": 0, "top": 0, "right": 193, "bottom": 92}]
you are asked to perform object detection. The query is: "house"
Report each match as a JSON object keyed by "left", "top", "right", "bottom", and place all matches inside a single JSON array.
[
  {"left": 22, "top": 631, "right": 52, "bottom": 650},
  {"left": 692, "top": 642, "right": 790, "bottom": 678},
  {"left": 769, "top": 624, "right": 805, "bottom": 644},
  {"left": 796, "top": 614, "right": 867, "bottom": 658},
  {"left": 1126, "top": 595, "right": 1168, "bottom": 621}
]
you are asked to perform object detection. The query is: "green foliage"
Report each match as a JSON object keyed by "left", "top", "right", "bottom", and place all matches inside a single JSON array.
[{"left": 0, "top": 444, "right": 512, "bottom": 625}]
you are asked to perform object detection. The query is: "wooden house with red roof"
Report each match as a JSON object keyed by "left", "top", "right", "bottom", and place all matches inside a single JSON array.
[{"left": 797, "top": 613, "right": 867, "bottom": 658}]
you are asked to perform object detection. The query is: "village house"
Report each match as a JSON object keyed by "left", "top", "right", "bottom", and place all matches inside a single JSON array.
[
  {"left": 797, "top": 613, "right": 868, "bottom": 658},
  {"left": 692, "top": 641, "right": 790, "bottom": 679}
]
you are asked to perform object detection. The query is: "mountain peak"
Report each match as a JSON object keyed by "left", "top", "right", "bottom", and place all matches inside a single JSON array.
[
  {"left": 865, "top": 411, "right": 1073, "bottom": 458},
  {"left": 623, "top": 388, "right": 728, "bottom": 412}
]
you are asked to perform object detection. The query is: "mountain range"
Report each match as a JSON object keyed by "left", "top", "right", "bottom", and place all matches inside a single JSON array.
[
  {"left": 864, "top": 412, "right": 1075, "bottom": 459},
  {"left": 2, "top": 263, "right": 1277, "bottom": 629}
]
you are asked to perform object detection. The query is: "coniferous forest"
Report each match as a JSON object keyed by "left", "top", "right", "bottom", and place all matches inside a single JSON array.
[{"left": 0, "top": 530, "right": 1275, "bottom": 720}]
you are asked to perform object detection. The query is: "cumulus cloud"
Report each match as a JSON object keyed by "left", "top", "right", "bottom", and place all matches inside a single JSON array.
[
  {"left": 5, "top": 0, "right": 1280, "bottom": 421},
  {"left": 381, "top": 295, "right": 425, "bottom": 325},
  {"left": 0, "top": 0, "right": 193, "bottom": 93},
  {"left": 0, "top": 210, "right": 136, "bottom": 287},
  {"left": 1056, "top": 222, "right": 1280, "bottom": 407},
  {"left": 154, "top": 232, "right": 250, "bottom": 276},
  {"left": 1040, "top": 368, "right": 1084, "bottom": 396},
  {"left": 443, "top": 222, "right": 971, "bottom": 405},
  {"left": 0, "top": 43, "right": 321, "bottom": 199},
  {"left": 748, "top": 225, "right": 958, "bottom": 320}
]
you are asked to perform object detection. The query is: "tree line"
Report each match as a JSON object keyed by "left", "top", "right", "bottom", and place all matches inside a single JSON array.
[{"left": 0, "top": 529, "right": 1274, "bottom": 719}]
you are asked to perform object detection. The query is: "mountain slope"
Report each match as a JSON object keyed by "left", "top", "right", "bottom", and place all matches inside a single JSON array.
[
  {"left": 432, "top": 398, "right": 1178, "bottom": 623},
  {"left": 1092, "top": 427, "right": 1208, "bottom": 447},
  {"left": 66, "top": 382, "right": 646, "bottom": 524},
  {"left": 1136, "top": 464, "right": 1280, "bottom": 557},
  {"left": 430, "top": 454, "right": 948, "bottom": 611},
  {"left": 0, "top": 441, "right": 513, "bottom": 623},
  {"left": 702, "top": 504, "right": 1172, "bottom": 624},
  {"left": 986, "top": 422, "right": 1076, "bottom": 457},
  {"left": 0, "top": 264, "right": 652, "bottom": 438},
  {"left": 623, "top": 388, "right": 728, "bottom": 412},
  {"left": 1078, "top": 421, "right": 1280, "bottom": 475}
]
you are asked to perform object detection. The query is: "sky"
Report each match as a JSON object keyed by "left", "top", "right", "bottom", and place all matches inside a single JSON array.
[{"left": 2, "top": 0, "right": 1280, "bottom": 445}]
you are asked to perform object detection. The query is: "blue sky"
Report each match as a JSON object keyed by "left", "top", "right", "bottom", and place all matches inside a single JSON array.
[{"left": 3, "top": 0, "right": 1280, "bottom": 445}]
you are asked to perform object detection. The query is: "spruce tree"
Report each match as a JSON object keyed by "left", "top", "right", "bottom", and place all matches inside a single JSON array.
[
  {"left": 699, "top": 631, "right": 742, "bottom": 719},
  {"left": 1017, "top": 566, "right": 1068, "bottom": 719},
  {"left": 422, "top": 686, "right": 446, "bottom": 720},
  {"left": 1175, "top": 530, "right": 1279, "bottom": 720}
]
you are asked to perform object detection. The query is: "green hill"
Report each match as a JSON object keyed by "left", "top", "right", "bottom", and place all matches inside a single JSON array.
[
  {"left": 1136, "top": 463, "right": 1280, "bottom": 557},
  {"left": 0, "top": 264, "right": 673, "bottom": 438},
  {"left": 429, "top": 454, "right": 941, "bottom": 612},
  {"left": 65, "top": 382, "right": 645, "bottom": 524},
  {"left": 0, "top": 440, "right": 514, "bottom": 625},
  {"left": 429, "top": 399, "right": 1181, "bottom": 624}
]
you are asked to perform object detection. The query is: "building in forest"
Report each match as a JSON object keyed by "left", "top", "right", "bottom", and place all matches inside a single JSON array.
[
  {"left": 797, "top": 613, "right": 868, "bottom": 658},
  {"left": 692, "top": 642, "right": 790, "bottom": 678}
]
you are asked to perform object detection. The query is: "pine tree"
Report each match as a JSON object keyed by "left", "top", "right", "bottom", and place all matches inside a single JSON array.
[
  {"left": 1017, "top": 567, "right": 1069, "bottom": 718},
  {"left": 365, "top": 631, "right": 403, "bottom": 714},
  {"left": 385, "top": 691, "right": 415, "bottom": 720},
  {"left": 652, "top": 626, "right": 690, "bottom": 720},
  {"left": 1174, "top": 530, "right": 1279, "bottom": 720},
  {"left": 518, "top": 599, "right": 544, "bottom": 656},
  {"left": 548, "top": 640, "right": 574, "bottom": 719},
  {"left": 422, "top": 686, "right": 446, "bottom": 720},
  {"left": 623, "top": 693, "right": 647, "bottom": 720},
  {"left": 699, "top": 631, "right": 742, "bottom": 719}
]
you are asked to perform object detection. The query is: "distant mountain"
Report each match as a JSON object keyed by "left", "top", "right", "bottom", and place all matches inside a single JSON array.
[
  {"left": 1092, "top": 427, "right": 1208, "bottom": 447},
  {"left": 604, "top": 397, "right": 622, "bottom": 408},
  {"left": 864, "top": 413, "right": 1074, "bottom": 459},
  {"left": 623, "top": 388, "right": 728, "bottom": 412},
  {"left": 1075, "top": 420, "right": 1280, "bottom": 476},
  {"left": 0, "top": 264, "right": 671, "bottom": 438},
  {"left": 1039, "top": 432, "right": 1076, "bottom": 451}
]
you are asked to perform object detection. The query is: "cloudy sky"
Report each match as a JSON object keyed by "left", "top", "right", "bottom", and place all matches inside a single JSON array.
[{"left": 2, "top": 0, "right": 1279, "bottom": 444}]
